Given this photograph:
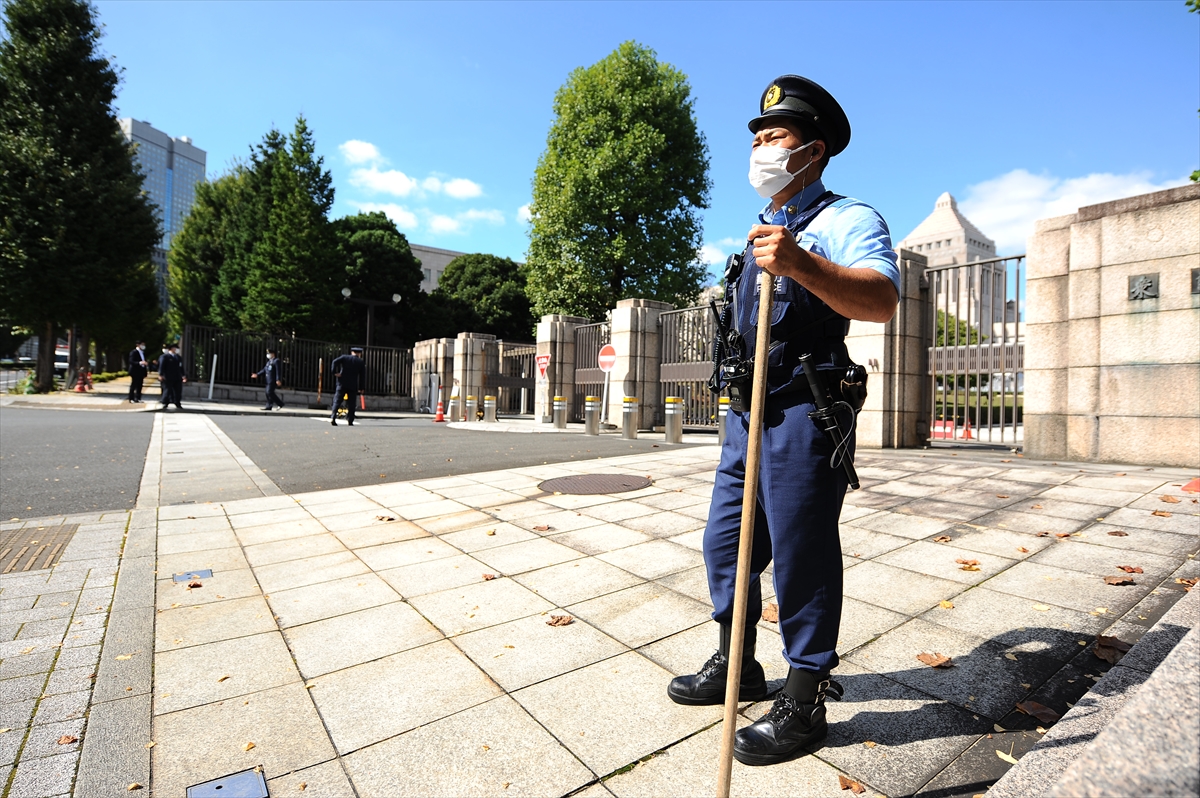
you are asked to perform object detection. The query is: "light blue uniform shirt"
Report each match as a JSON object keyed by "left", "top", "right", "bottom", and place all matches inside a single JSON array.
[{"left": 758, "top": 178, "right": 901, "bottom": 299}]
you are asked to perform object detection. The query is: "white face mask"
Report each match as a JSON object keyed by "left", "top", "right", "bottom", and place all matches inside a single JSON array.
[{"left": 748, "top": 140, "right": 817, "bottom": 199}]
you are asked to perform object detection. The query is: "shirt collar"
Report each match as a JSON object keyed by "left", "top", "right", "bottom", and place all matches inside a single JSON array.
[{"left": 758, "top": 178, "right": 827, "bottom": 225}]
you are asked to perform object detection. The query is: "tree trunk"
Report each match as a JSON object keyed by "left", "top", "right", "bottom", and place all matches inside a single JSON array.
[
  {"left": 34, "top": 321, "right": 55, "bottom": 392},
  {"left": 75, "top": 330, "right": 90, "bottom": 387}
]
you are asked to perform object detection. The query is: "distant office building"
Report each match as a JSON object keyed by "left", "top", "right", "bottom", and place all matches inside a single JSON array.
[
  {"left": 410, "top": 243, "right": 464, "bottom": 293},
  {"left": 119, "top": 119, "right": 206, "bottom": 309}
]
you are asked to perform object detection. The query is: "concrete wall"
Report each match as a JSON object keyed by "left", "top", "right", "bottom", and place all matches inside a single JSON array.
[{"left": 1024, "top": 184, "right": 1199, "bottom": 468}]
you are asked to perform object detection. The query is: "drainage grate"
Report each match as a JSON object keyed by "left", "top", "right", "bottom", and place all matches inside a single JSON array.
[
  {"left": 172, "top": 569, "right": 213, "bottom": 582},
  {"left": 538, "top": 474, "right": 653, "bottom": 495},
  {"left": 0, "top": 524, "right": 79, "bottom": 574},
  {"left": 186, "top": 768, "right": 268, "bottom": 798}
]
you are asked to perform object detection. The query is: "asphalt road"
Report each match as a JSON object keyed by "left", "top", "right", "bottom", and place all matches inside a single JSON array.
[
  {"left": 0, "top": 407, "right": 154, "bottom": 519},
  {"left": 211, "top": 414, "right": 700, "bottom": 494}
]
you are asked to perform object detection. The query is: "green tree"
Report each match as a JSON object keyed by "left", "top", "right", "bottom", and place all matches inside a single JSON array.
[
  {"left": 935, "top": 309, "right": 985, "bottom": 347},
  {"left": 332, "top": 211, "right": 424, "bottom": 346},
  {"left": 525, "top": 41, "right": 711, "bottom": 320},
  {"left": 0, "top": 0, "right": 159, "bottom": 390},
  {"left": 435, "top": 253, "right": 535, "bottom": 341}
]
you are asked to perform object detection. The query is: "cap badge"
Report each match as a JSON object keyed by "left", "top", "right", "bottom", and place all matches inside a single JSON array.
[{"left": 763, "top": 84, "right": 783, "bottom": 110}]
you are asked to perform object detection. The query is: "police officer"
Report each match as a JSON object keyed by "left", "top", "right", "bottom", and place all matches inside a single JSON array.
[
  {"left": 329, "top": 345, "right": 366, "bottom": 426},
  {"left": 157, "top": 342, "right": 186, "bottom": 410},
  {"left": 127, "top": 340, "right": 148, "bottom": 403},
  {"left": 666, "top": 75, "right": 900, "bottom": 766},
  {"left": 250, "top": 348, "right": 285, "bottom": 411}
]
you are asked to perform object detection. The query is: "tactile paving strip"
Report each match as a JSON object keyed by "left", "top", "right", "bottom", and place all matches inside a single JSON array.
[{"left": 0, "top": 524, "right": 79, "bottom": 573}]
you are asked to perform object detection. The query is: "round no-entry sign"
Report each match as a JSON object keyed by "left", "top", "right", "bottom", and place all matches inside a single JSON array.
[{"left": 598, "top": 344, "right": 617, "bottom": 373}]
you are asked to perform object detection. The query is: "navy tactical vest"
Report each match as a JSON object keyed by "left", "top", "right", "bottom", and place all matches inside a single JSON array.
[{"left": 729, "top": 191, "right": 853, "bottom": 395}]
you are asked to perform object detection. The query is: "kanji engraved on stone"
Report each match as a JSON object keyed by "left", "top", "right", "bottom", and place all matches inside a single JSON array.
[{"left": 1128, "top": 274, "right": 1158, "bottom": 300}]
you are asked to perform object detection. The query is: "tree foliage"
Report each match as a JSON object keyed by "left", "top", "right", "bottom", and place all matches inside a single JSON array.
[
  {"left": 332, "top": 211, "right": 424, "bottom": 346},
  {"left": 0, "top": 0, "right": 159, "bottom": 390},
  {"left": 435, "top": 253, "right": 535, "bottom": 340},
  {"left": 525, "top": 41, "right": 711, "bottom": 320}
]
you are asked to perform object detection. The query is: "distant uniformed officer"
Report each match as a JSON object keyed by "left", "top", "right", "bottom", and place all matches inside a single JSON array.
[
  {"left": 330, "top": 346, "right": 366, "bottom": 426},
  {"left": 251, "top": 348, "right": 285, "bottom": 411},
  {"left": 127, "top": 340, "right": 148, "bottom": 403},
  {"left": 157, "top": 342, "right": 186, "bottom": 410},
  {"left": 667, "top": 75, "right": 900, "bottom": 766}
]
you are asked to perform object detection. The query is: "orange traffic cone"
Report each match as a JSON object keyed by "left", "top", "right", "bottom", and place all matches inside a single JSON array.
[
  {"left": 961, "top": 419, "right": 973, "bottom": 441},
  {"left": 74, "top": 370, "right": 91, "bottom": 392},
  {"left": 359, "top": 393, "right": 366, "bottom": 410},
  {"left": 433, "top": 399, "right": 445, "bottom": 422}
]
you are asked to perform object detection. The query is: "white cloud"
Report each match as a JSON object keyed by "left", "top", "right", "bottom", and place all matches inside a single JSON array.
[
  {"left": 699, "top": 244, "right": 729, "bottom": 265},
  {"left": 356, "top": 202, "right": 418, "bottom": 230},
  {"left": 429, "top": 215, "right": 461, "bottom": 235},
  {"left": 461, "top": 208, "right": 504, "bottom": 224},
  {"left": 517, "top": 204, "right": 532, "bottom": 223},
  {"left": 960, "top": 168, "right": 1191, "bottom": 253},
  {"left": 339, "top": 140, "right": 382, "bottom": 165},
  {"left": 421, "top": 177, "right": 442, "bottom": 192},
  {"left": 443, "top": 178, "right": 483, "bottom": 199},
  {"left": 349, "top": 166, "right": 419, "bottom": 197}
]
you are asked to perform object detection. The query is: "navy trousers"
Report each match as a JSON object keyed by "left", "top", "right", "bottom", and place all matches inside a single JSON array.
[
  {"left": 703, "top": 390, "right": 852, "bottom": 674},
  {"left": 331, "top": 386, "right": 357, "bottom": 422}
]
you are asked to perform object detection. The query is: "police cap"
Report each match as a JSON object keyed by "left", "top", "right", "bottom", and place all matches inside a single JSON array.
[
  {"left": 350, "top": 345, "right": 364, "bottom": 353},
  {"left": 747, "top": 75, "right": 851, "bottom": 158}
]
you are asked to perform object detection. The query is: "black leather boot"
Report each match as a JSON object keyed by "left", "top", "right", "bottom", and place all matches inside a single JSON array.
[
  {"left": 733, "top": 667, "right": 843, "bottom": 766},
  {"left": 667, "top": 623, "right": 769, "bottom": 706}
]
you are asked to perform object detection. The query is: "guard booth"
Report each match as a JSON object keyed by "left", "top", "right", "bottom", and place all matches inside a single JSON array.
[{"left": 659, "top": 303, "right": 725, "bottom": 428}]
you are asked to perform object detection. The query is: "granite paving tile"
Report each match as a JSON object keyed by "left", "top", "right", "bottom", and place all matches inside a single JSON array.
[
  {"left": 266, "top": 760, "right": 356, "bottom": 798},
  {"left": 876, "top": 540, "right": 1017, "bottom": 585},
  {"left": 567, "top": 583, "right": 711, "bottom": 648},
  {"left": 549, "top": 525, "right": 654, "bottom": 555},
  {"left": 1067, "top": 474, "right": 1175, "bottom": 493},
  {"left": 837, "top": 504, "right": 881, "bottom": 522},
  {"left": 310, "top": 639, "right": 503, "bottom": 754},
  {"left": 155, "top": 568, "right": 262, "bottom": 610},
  {"left": 513, "top": 558, "right": 643, "bottom": 607},
  {"left": 484, "top": 500, "right": 561, "bottom": 522},
  {"left": 1098, "top": 506, "right": 1199, "bottom": 536},
  {"left": 218, "top": 494, "right": 300, "bottom": 515},
  {"left": 8, "top": 751, "right": 77, "bottom": 797},
  {"left": 655, "top": 564, "right": 720, "bottom": 604},
  {"left": 844, "top": 616, "right": 1062, "bottom": 720},
  {"left": 1036, "top": 483, "right": 1143, "bottom": 508},
  {"left": 227, "top": 505, "right": 312, "bottom": 529},
  {"left": 376, "top": 553, "right": 489, "bottom": 597},
  {"left": 283, "top": 601, "right": 441, "bottom": 678},
  {"left": 0, "top": 698, "right": 35, "bottom": 733},
  {"left": 253, "top": 550, "right": 370, "bottom": 594},
  {"left": 935, "top": 526, "right": 1053, "bottom": 560},
  {"left": 1027, "top": 537, "right": 1182, "bottom": 582},
  {"left": 513, "top": 650, "right": 721, "bottom": 777},
  {"left": 155, "top": 546, "right": 249, "bottom": 579},
  {"left": 510, "top": 509, "right": 608, "bottom": 534},
  {"left": 959, "top": 478, "right": 1047, "bottom": 497},
  {"left": 616, "top": 510, "right": 704, "bottom": 538},
  {"left": 155, "top": 528, "right": 240, "bottom": 556},
  {"left": 868, "top": 480, "right": 947, "bottom": 499},
  {"left": 243, "top": 533, "right": 347, "bottom": 567},
  {"left": 850, "top": 511, "right": 955, "bottom": 540},
  {"left": 1126, "top": 490, "right": 1200, "bottom": 515},
  {"left": 343, "top": 695, "right": 594, "bottom": 797},
  {"left": 971, "top": 509, "right": 1089, "bottom": 535},
  {"left": 0, "top": 634, "right": 62, "bottom": 659},
  {"left": 54, "top": 644, "right": 99, "bottom": 671},
  {"left": 233, "top": 518, "right": 330, "bottom": 547},
  {"left": 153, "top": 631, "right": 299, "bottom": 714},
  {"left": 914, "top": 726, "right": 1043, "bottom": 798},
  {"left": 292, "top": 487, "right": 372, "bottom": 506},
  {"left": 0, "top": 651, "right": 55, "bottom": 681},
  {"left": 267, "top": 572, "right": 400, "bottom": 628},
  {"left": 597, "top": 540, "right": 703, "bottom": 580},
  {"left": 538, "top": 493, "right": 622, "bottom": 511},
  {"left": 472, "top": 538, "right": 584, "bottom": 575},
  {"left": 387, "top": 498, "right": 473, "bottom": 520},
  {"left": 352, "top": 537, "right": 460, "bottom": 571},
  {"left": 0, "top": 672, "right": 46, "bottom": 702},
  {"left": 1002, "top": 497, "right": 1118, "bottom": 522},
  {"left": 42, "top": 664, "right": 96, "bottom": 696},
  {"left": 894, "top": 498, "right": 992, "bottom": 522},
  {"left": 837, "top": 597, "right": 909, "bottom": 654},
  {"left": 634, "top": 491, "right": 710, "bottom": 512},
  {"left": 842, "top": 561, "right": 963, "bottom": 616},
  {"left": 578, "top": 501, "right": 660, "bottom": 524},
  {"left": 158, "top": 503, "right": 226, "bottom": 520},
  {"left": 31, "top": 689, "right": 89, "bottom": 725},
  {"left": 408, "top": 577, "right": 555, "bottom": 636},
  {"left": 156, "top": 515, "right": 233, "bottom": 536},
  {"left": 18, "top": 716, "right": 85, "bottom": 759},
  {"left": 1000, "top": 468, "right": 1077, "bottom": 485},
  {"left": 152, "top": 683, "right": 335, "bottom": 798},
  {"left": 301, "top": 497, "right": 389, "bottom": 519},
  {"left": 667, "top": 528, "right": 704, "bottom": 551},
  {"left": 155, "top": 595, "right": 276, "bottom": 652},
  {"left": 415, "top": 510, "right": 499, "bottom": 535},
  {"left": 984, "top": 561, "right": 1151, "bottom": 616},
  {"left": 331, "top": 521, "right": 430, "bottom": 549}
]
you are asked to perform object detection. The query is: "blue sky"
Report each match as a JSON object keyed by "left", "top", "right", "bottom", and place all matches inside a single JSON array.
[{"left": 93, "top": 0, "right": 1197, "bottom": 281}]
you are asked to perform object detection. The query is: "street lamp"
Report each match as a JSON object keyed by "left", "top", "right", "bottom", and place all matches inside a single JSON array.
[{"left": 341, "top": 288, "right": 402, "bottom": 348}]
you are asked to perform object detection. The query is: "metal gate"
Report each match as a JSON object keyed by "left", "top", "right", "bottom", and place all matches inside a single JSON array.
[
  {"left": 486, "top": 341, "right": 536, "bottom": 415},
  {"left": 660, "top": 303, "right": 725, "bottom": 428},
  {"left": 926, "top": 255, "right": 1024, "bottom": 447},
  {"left": 572, "top": 321, "right": 610, "bottom": 422}
]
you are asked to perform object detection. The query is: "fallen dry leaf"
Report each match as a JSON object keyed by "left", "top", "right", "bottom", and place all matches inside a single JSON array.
[
  {"left": 485, "top": 529, "right": 496, "bottom": 536},
  {"left": 1036, "top": 531, "right": 1050, "bottom": 537},
  {"left": 1054, "top": 532, "right": 1072, "bottom": 539},
  {"left": 216, "top": 675, "right": 230, "bottom": 683},
  {"left": 863, "top": 740, "right": 876, "bottom": 748},
  {"left": 1030, "top": 504, "right": 1043, "bottom": 510},
  {"left": 996, "top": 749, "right": 1020, "bottom": 765},
  {"left": 242, "top": 741, "right": 256, "bottom": 751},
  {"left": 57, "top": 734, "right": 78, "bottom": 745},
  {"left": 1017, "top": 547, "right": 1029, "bottom": 553},
  {"left": 298, "top": 784, "right": 307, "bottom": 792},
  {"left": 961, "top": 564, "right": 981, "bottom": 572},
  {"left": 482, "top": 573, "right": 497, "bottom": 581},
  {"left": 837, "top": 774, "right": 866, "bottom": 794},
  {"left": 939, "top": 600, "right": 954, "bottom": 609},
  {"left": 1107, "top": 530, "right": 1128, "bottom": 537},
  {"left": 994, "top": 724, "right": 1006, "bottom": 733},
  {"left": 1093, "top": 635, "right": 1132, "bottom": 664},
  {"left": 917, "top": 652, "right": 953, "bottom": 668},
  {"left": 1151, "top": 510, "right": 1172, "bottom": 518},
  {"left": 1032, "top": 603, "right": 1051, "bottom": 611},
  {"left": 115, "top": 655, "right": 133, "bottom": 661},
  {"left": 375, "top": 515, "right": 396, "bottom": 522},
  {"left": 1004, "top": 652, "right": 1018, "bottom": 661},
  {"left": 1016, "top": 701, "right": 1061, "bottom": 723},
  {"left": 546, "top": 614, "right": 574, "bottom": 627},
  {"left": 1159, "top": 495, "right": 1181, "bottom": 504},
  {"left": 532, "top": 524, "right": 552, "bottom": 532},
  {"left": 1116, "top": 565, "right": 1143, "bottom": 574},
  {"left": 1175, "top": 577, "right": 1198, "bottom": 591},
  {"left": 956, "top": 558, "right": 980, "bottom": 566},
  {"left": 933, "top": 535, "right": 952, "bottom": 544},
  {"left": 127, "top": 784, "right": 143, "bottom": 792},
  {"left": 762, "top": 603, "right": 780, "bottom": 623},
  {"left": 145, "top": 742, "right": 155, "bottom": 749},
  {"left": 996, "top": 494, "right": 1010, "bottom": 499},
  {"left": 1104, "top": 575, "right": 1135, "bottom": 586},
  {"left": 187, "top": 581, "right": 202, "bottom": 589}
]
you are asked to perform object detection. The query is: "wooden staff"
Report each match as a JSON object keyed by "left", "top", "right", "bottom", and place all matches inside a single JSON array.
[{"left": 716, "top": 269, "right": 775, "bottom": 797}]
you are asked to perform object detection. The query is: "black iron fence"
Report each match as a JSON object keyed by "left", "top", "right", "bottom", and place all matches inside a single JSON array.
[
  {"left": 660, "top": 303, "right": 725, "bottom": 428},
  {"left": 571, "top": 321, "right": 609, "bottom": 422},
  {"left": 484, "top": 341, "right": 536, "bottom": 414},
  {"left": 181, "top": 325, "right": 413, "bottom": 397}
]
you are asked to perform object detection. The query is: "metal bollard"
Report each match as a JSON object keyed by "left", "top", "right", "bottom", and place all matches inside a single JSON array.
[
  {"left": 718, "top": 396, "right": 730, "bottom": 445},
  {"left": 483, "top": 395, "right": 497, "bottom": 423},
  {"left": 664, "top": 396, "right": 683, "bottom": 444},
  {"left": 584, "top": 396, "right": 600, "bottom": 436},
  {"left": 622, "top": 396, "right": 639, "bottom": 440},
  {"left": 449, "top": 395, "right": 460, "bottom": 423},
  {"left": 552, "top": 396, "right": 568, "bottom": 429},
  {"left": 465, "top": 395, "right": 478, "bottom": 422}
]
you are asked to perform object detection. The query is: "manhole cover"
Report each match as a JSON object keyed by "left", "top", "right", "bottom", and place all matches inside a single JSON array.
[
  {"left": 539, "top": 474, "right": 652, "bottom": 495},
  {"left": 0, "top": 525, "right": 78, "bottom": 574}
]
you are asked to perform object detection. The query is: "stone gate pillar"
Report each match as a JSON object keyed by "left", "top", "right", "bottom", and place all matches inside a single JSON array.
[
  {"left": 610, "top": 298, "right": 672, "bottom": 430},
  {"left": 454, "top": 332, "right": 497, "bottom": 417},
  {"left": 535, "top": 315, "right": 589, "bottom": 424},
  {"left": 411, "top": 337, "right": 455, "bottom": 412}
]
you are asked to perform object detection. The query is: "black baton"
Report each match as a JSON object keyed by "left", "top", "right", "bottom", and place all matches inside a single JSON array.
[{"left": 799, "top": 354, "right": 860, "bottom": 490}]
